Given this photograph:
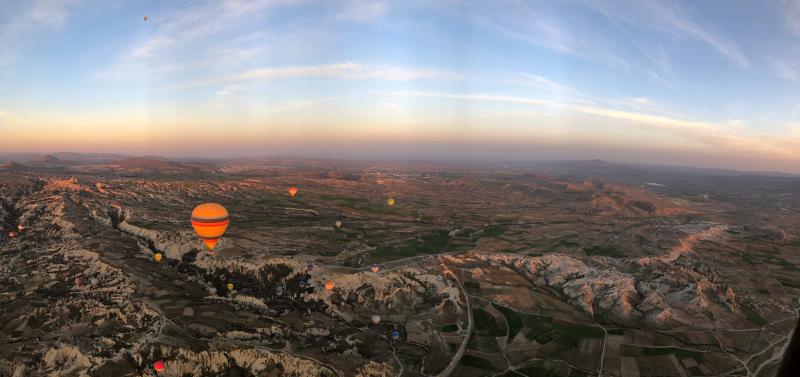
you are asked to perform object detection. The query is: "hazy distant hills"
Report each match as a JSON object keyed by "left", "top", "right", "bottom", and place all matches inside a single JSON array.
[{"left": 1, "top": 153, "right": 797, "bottom": 179}]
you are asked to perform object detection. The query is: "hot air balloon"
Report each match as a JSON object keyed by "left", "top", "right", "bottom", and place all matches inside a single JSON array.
[
  {"left": 371, "top": 315, "right": 381, "bottom": 324},
  {"left": 74, "top": 277, "right": 82, "bottom": 287},
  {"left": 191, "top": 203, "right": 229, "bottom": 252},
  {"left": 335, "top": 220, "right": 342, "bottom": 229},
  {"left": 153, "top": 360, "right": 164, "bottom": 373},
  {"left": 298, "top": 278, "right": 306, "bottom": 288},
  {"left": 143, "top": 16, "right": 148, "bottom": 22},
  {"left": 325, "top": 281, "right": 334, "bottom": 291},
  {"left": 8, "top": 231, "right": 16, "bottom": 238},
  {"left": 17, "top": 224, "right": 24, "bottom": 231},
  {"left": 386, "top": 198, "right": 395, "bottom": 207},
  {"left": 154, "top": 253, "right": 163, "bottom": 263},
  {"left": 391, "top": 329, "right": 400, "bottom": 339},
  {"left": 227, "top": 282, "right": 234, "bottom": 291},
  {"left": 288, "top": 186, "right": 298, "bottom": 198},
  {"left": 370, "top": 264, "right": 380, "bottom": 273}
]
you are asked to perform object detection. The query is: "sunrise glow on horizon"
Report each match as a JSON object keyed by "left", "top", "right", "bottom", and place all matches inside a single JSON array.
[{"left": 1, "top": 1, "right": 799, "bottom": 172}]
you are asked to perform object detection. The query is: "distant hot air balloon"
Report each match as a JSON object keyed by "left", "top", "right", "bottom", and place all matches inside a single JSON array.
[
  {"left": 74, "top": 277, "right": 82, "bottom": 287},
  {"left": 391, "top": 329, "right": 400, "bottom": 339},
  {"left": 153, "top": 360, "right": 164, "bottom": 373},
  {"left": 227, "top": 282, "right": 234, "bottom": 291},
  {"left": 371, "top": 315, "right": 381, "bottom": 324},
  {"left": 335, "top": 220, "right": 342, "bottom": 229},
  {"left": 154, "top": 253, "right": 163, "bottom": 263},
  {"left": 325, "top": 281, "right": 334, "bottom": 291},
  {"left": 191, "top": 203, "right": 229, "bottom": 252},
  {"left": 8, "top": 231, "right": 16, "bottom": 238},
  {"left": 386, "top": 198, "right": 395, "bottom": 207},
  {"left": 370, "top": 264, "right": 380, "bottom": 273},
  {"left": 288, "top": 186, "right": 298, "bottom": 198},
  {"left": 17, "top": 225, "right": 24, "bottom": 231},
  {"left": 298, "top": 278, "right": 306, "bottom": 288},
  {"left": 143, "top": 16, "right": 148, "bottom": 22}
]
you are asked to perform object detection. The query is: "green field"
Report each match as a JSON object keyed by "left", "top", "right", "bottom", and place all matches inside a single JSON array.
[
  {"left": 583, "top": 245, "right": 625, "bottom": 258},
  {"left": 370, "top": 230, "right": 450, "bottom": 261},
  {"left": 492, "top": 303, "right": 524, "bottom": 340}
]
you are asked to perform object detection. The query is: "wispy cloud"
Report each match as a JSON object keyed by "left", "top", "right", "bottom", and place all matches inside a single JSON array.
[
  {"left": 377, "top": 90, "right": 798, "bottom": 154},
  {"left": 0, "top": 0, "right": 81, "bottom": 69},
  {"left": 381, "top": 101, "right": 401, "bottom": 110},
  {"left": 585, "top": 0, "right": 749, "bottom": 67},
  {"left": 779, "top": 0, "right": 800, "bottom": 35},
  {"left": 515, "top": 73, "right": 582, "bottom": 95},
  {"left": 193, "top": 62, "right": 458, "bottom": 86},
  {"left": 335, "top": 0, "right": 389, "bottom": 22},
  {"left": 773, "top": 59, "right": 800, "bottom": 81}
]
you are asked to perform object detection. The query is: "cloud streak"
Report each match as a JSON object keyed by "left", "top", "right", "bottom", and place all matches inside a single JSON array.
[
  {"left": 191, "top": 62, "right": 458, "bottom": 86},
  {"left": 380, "top": 90, "right": 800, "bottom": 159},
  {"left": 585, "top": 0, "right": 749, "bottom": 67}
]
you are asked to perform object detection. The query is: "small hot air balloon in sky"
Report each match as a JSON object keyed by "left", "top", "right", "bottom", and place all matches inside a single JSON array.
[
  {"left": 191, "top": 203, "right": 229, "bottom": 252},
  {"left": 153, "top": 360, "right": 164, "bottom": 373},
  {"left": 370, "top": 264, "right": 380, "bottom": 273},
  {"left": 391, "top": 329, "right": 400, "bottom": 339},
  {"left": 143, "top": 16, "right": 148, "bottom": 22},
  {"left": 154, "top": 253, "right": 163, "bottom": 263},
  {"left": 227, "top": 282, "right": 234, "bottom": 291},
  {"left": 371, "top": 315, "right": 381, "bottom": 324},
  {"left": 386, "top": 198, "right": 395, "bottom": 207},
  {"left": 335, "top": 220, "right": 342, "bottom": 229},
  {"left": 325, "top": 281, "right": 334, "bottom": 291},
  {"left": 17, "top": 224, "right": 24, "bottom": 231},
  {"left": 8, "top": 231, "right": 16, "bottom": 238},
  {"left": 288, "top": 186, "right": 298, "bottom": 198}
]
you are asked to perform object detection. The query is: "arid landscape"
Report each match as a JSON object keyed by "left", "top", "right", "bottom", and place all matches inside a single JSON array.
[{"left": 1, "top": 154, "right": 799, "bottom": 377}]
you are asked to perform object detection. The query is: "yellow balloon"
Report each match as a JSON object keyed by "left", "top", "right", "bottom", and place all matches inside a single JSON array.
[
  {"left": 386, "top": 198, "right": 395, "bottom": 206},
  {"left": 154, "top": 253, "right": 163, "bottom": 263},
  {"left": 227, "top": 282, "right": 234, "bottom": 291}
]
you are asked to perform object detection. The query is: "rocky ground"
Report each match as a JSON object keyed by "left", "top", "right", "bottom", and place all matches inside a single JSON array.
[{"left": 1, "top": 159, "right": 799, "bottom": 376}]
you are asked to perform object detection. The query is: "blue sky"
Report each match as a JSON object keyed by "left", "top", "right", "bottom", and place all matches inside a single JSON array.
[{"left": 1, "top": 0, "right": 799, "bottom": 172}]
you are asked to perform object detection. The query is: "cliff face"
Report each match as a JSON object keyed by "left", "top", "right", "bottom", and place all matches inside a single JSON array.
[{"left": 454, "top": 251, "right": 737, "bottom": 326}]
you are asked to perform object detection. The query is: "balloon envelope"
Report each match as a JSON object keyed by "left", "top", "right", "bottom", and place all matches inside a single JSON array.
[
  {"left": 154, "top": 253, "right": 163, "bottom": 263},
  {"left": 335, "top": 220, "right": 342, "bottom": 228},
  {"left": 153, "top": 360, "right": 164, "bottom": 372},
  {"left": 288, "top": 186, "right": 298, "bottom": 197},
  {"left": 371, "top": 315, "right": 380, "bottom": 324},
  {"left": 391, "top": 329, "right": 400, "bottom": 339},
  {"left": 325, "top": 281, "right": 334, "bottom": 291},
  {"left": 370, "top": 264, "right": 380, "bottom": 273},
  {"left": 386, "top": 198, "right": 395, "bottom": 206},
  {"left": 227, "top": 282, "right": 234, "bottom": 291},
  {"left": 191, "top": 203, "right": 229, "bottom": 251}
]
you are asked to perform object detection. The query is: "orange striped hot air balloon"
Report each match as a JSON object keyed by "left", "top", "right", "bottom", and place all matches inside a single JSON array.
[
  {"left": 191, "top": 203, "right": 229, "bottom": 252},
  {"left": 288, "top": 186, "right": 298, "bottom": 198}
]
